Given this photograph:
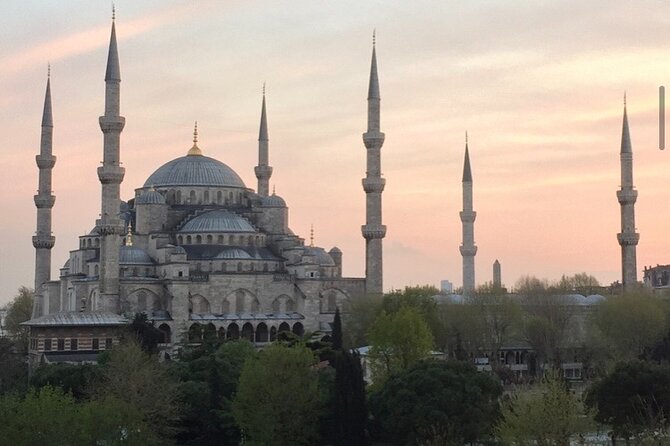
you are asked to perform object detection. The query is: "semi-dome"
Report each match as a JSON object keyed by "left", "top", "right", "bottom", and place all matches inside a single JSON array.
[
  {"left": 120, "top": 246, "right": 154, "bottom": 265},
  {"left": 144, "top": 155, "right": 246, "bottom": 188},
  {"left": 180, "top": 210, "right": 255, "bottom": 233},
  {"left": 261, "top": 193, "right": 286, "bottom": 207},
  {"left": 214, "top": 248, "right": 253, "bottom": 259},
  {"left": 305, "top": 247, "right": 335, "bottom": 266},
  {"left": 136, "top": 189, "right": 166, "bottom": 205}
]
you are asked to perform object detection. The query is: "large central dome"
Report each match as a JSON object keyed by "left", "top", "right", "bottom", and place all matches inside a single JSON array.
[{"left": 144, "top": 154, "right": 246, "bottom": 188}]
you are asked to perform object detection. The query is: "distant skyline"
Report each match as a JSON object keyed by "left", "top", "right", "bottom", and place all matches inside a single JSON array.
[{"left": 3, "top": 0, "right": 670, "bottom": 304}]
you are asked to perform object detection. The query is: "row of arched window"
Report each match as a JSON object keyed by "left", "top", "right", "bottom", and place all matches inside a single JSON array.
[
  {"left": 176, "top": 233, "right": 265, "bottom": 247},
  {"left": 191, "top": 261, "right": 279, "bottom": 275},
  {"left": 188, "top": 321, "right": 304, "bottom": 343},
  {"left": 145, "top": 188, "right": 246, "bottom": 206}
]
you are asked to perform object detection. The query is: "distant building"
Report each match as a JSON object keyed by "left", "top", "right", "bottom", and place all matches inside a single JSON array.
[
  {"left": 440, "top": 280, "right": 453, "bottom": 294},
  {"left": 643, "top": 265, "right": 670, "bottom": 289}
]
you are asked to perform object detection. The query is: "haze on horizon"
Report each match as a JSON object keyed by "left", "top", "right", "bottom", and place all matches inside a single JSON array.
[{"left": 2, "top": 0, "right": 670, "bottom": 305}]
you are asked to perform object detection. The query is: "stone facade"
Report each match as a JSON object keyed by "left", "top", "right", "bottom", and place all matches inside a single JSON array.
[{"left": 28, "top": 18, "right": 371, "bottom": 352}]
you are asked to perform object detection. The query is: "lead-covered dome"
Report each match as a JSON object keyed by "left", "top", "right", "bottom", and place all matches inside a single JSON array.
[
  {"left": 144, "top": 155, "right": 246, "bottom": 188},
  {"left": 180, "top": 210, "right": 255, "bottom": 233}
]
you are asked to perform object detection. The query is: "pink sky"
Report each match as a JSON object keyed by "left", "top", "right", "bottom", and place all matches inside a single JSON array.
[{"left": 2, "top": 1, "right": 670, "bottom": 304}]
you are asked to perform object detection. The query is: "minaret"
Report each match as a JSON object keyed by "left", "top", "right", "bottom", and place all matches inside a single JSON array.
[
  {"left": 97, "top": 14, "right": 126, "bottom": 313},
  {"left": 617, "top": 95, "right": 639, "bottom": 291},
  {"left": 254, "top": 84, "right": 272, "bottom": 197},
  {"left": 361, "top": 32, "right": 386, "bottom": 295},
  {"left": 493, "top": 260, "right": 501, "bottom": 289},
  {"left": 33, "top": 67, "right": 57, "bottom": 291},
  {"left": 460, "top": 134, "right": 477, "bottom": 294}
]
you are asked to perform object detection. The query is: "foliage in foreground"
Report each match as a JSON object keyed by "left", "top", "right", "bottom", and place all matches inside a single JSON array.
[
  {"left": 233, "top": 343, "right": 322, "bottom": 446},
  {"left": 496, "top": 370, "right": 591, "bottom": 446},
  {"left": 369, "top": 359, "right": 502, "bottom": 445},
  {"left": 0, "top": 386, "right": 155, "bottom": 445}
]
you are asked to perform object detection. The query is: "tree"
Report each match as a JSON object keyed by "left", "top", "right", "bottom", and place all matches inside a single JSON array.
[
  {"left": 0, "top": 338, "right": 28, "bottom": 395},
  {"left": 368, "top": 360, "right": 502, "bottom": 445},
  {"left": 4, "top": 287, "right": 34, "bottom": 351},
  {"left": 368, "top": 306, "right": 434, "bottom": 383},
  {"left": 30, "top": 363, "right": 101, "bottom": 400},
  {"left": 586, "top": 360, "right": 670, "bottom": 441},
  {"left": 128, "top": 312, "right": 165, "bottom": 354},
  {"left": 344, "top": 293, "right": 384, "bottom": 348},
  {"left": 332, "top": 307, "right": 343, "bottom": 350},
  {"left": 0, "top": 385, "right": 155, "bottom": 445},
  {"left": 592, "top": 293, "right": 667, "bottom": 361},
  {"left": 496, "top": 370, "right": 592, "bottom": 446},
  {"left": 332, "top": 350, "right": 368, "bottom": 446},
  {"left": 233, "top": 343, "right": 321, "bottom": 445},
  {"left": 93, "top": 340, "right": 178, "bottom": 442},
  {"left": 171, "top": 340, "right": 256, "bottom": 445},
  {"left": 472, "top": 293, "right": 522, "bottom": 373}
]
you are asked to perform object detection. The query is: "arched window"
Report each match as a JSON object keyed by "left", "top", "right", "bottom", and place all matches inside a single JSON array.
[
  {"left": 206, "top": 235, "right": 213, "bottom": 244},
  {"left": 217, "top": 191, "right": 222, "bottom": 204},
  {"left": 189, "top": 190, "right": 196, "bottom": 204},
  {"left": 327, "top": 293, "right": 337, "bottom": 312},
  {"left": 221, "top": 262, "right": 227, "bottom": 272},
  {"left": 87, "top": 239, "right": 92, "bottom": 248},
  {"left": 196, "top": 235, "right": 202, "bottom": 244},
  {"left": 132, "top": 267, "right": 139, "bottom": 277},
  {"left": 204, "top": 323, "right": 216, "bottom": 342},
  {"left": 158, "top": 323, "right": 171, "bottom": 343},
  {"left": 95, "top": 239, "right": 100, "bottom": 247},
  {"left": 241, "top": 323, "right": 254, "bottom": 341},
  {"left": 145, "top": 268, "right": 151, "bottom": 277},
  {"left": 292, "top": 322, "right": 304, "bottom": 336},
  {"left": 177, "top": 235, "right": 183, "bottom": 244},
  {"left": 186, "top": 235, "right": 192, "bottom": 244},
  {"left": 229, "top": 235, "right": 234, "bottom": 245},
  {"left": 237, "top": 262, "right": 243, "bottom": 272},
  {"left": 227, "top": 323, "right": 240, "bottom": 340},
  {"left": 188, "top": 324, "right": 202, "bottom": 343},
  {"left": 256, "top": 323, "right": 269, "bottom": 343},
  {"left": 204, "top": 190, "right": 210, "bottom": 203},
  {"left": 286, "top": 298, "right": 296, "bottom": 312},
  {"left": 176, "top": 190, "right": 182, "bottom": 203},
  {"left": 218, "top": 326, "right": 226, "bottom": 340},
  {"left": 137, "top": 291, "right": 147, "bottom": 311},
  {"left": 278, "top": 322, "right": 290, "bottom": 333},
  {"left": 217, "top": 235, "right": 224, "bottom": 244}
]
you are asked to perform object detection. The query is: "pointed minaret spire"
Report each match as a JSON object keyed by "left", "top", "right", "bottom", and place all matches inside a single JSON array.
[
  {"left": 617, "top": 95, "right": 639, "bottom": 291},
  {"left": 362, "top": 33, "right": 386, "bottom": 295},
  {"left": 97, "top": 15, "right": 126, "bottom": 313},
  {"left": 33, "top": 69, "right": 57, "bottom": 294},
  {"left": 255, "top": 84, "right": 273, "bottom": 197},
  {"left": 460, "top": 133, "right": 477, "bottom": 295},
  {"left": 310, "top": 224, "right": 315, "bottom": 247}
]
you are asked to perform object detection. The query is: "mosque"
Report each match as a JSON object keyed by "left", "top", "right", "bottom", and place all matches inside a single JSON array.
[{"left": 25, "top": 16, "right": 386, "bottom": 361}]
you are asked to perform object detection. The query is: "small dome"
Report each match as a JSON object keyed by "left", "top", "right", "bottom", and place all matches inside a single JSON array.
[
  {"left": 171, "top": 246, "right": 187, "bottom": 255},
  {"left": 214, "top": 248, "right": 253, "bottom": 259},
  {"left": 180, "top": 210, "right": 255, "bottom": 233},
  {"left": 136, "top": 189, "right": 166, "bottom": 205},
  {"left": 120, "top": 246, "right": 154, "bottom": 265},
  {"left": 144, "top": 155, "right": 246, "bottom": 188},
  {"left": 329, "top": 247, "right": 342, "bottom": 254},
  {"left": 261, "top": 193, "right": 286, "bottom": 207},
  {"left": 305, "top": 247, "right": 335, "bottom": 266}
]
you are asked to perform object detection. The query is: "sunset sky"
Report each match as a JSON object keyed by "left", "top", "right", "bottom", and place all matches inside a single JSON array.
[{"left": 3, "top": 0, "right": 670, "bottom": 304}]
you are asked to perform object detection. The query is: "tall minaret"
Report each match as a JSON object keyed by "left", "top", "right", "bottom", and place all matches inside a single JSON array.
[
  {"left": 97, "top": 14, "right": 126, "bottom": 313},
  {"left": 617, "top": 96, "right": 639, "bottom": 291},
  {"left": 460, "top": 134, "right": 477, "bottom": 294},
  {"left": 361, "top": 32, "right": 386, "bottom": 295},
  {"left": 33, "top": 67, "right": 57, "bottom": 291},
  {"left": 255, "top": 85, "right": 272, "bottom": 197},
  {"left": 493, "top": 260, "right": 501, "bottom": 289}
]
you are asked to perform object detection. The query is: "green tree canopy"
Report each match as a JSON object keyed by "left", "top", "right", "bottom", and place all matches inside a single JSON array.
[
  {"left": 496, "top": 370, "right": 592, "bottom": 446},
  {"left": 368, "top": 360, "right": 502, "bottom": 445},
  {"left": 592, "top": 293, "right": 667, "bottom": 361},
  {"left": 93, "top": 340, "right": 178, "bottom": 442},
  {"left": 4, "top": 287, "right": 34, "bottom": 351},
  {"left": 368, "top": 306, "right": 434, "bottom": 383},
  {"left": 586, "top": 360, "right": 670, "bottom": 440},
  {"left": 233, "top": 343, "right": 321, "bottom": 446}
]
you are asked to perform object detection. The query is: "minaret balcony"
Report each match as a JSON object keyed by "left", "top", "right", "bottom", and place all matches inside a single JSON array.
[
  {"left": 32, "top": 235, "right": 55, "bottom": 249},
  {"left": 362, "top": 224, "right": 387, "bottom": 240},
  {"left": 98, "top": 116, "right": 126, "bottom": 133},
  {"left": 460, "top": 211, "right": 477, "bottom": 223},
  {"left": 362, "top": 177, "right": 386, "bottom": 193},
  {"left": 97, "top": 165, "right": 126, "bottom": 184},
  {"left": 35, "top": 154, "right": 56, "bottom": 169},
  {"left": 254, "top": 165, "right": 273, "bottom": 179},
  {"left": 617, "top": 232, "right": 639, "bottom": 246},
  {"left": 95, "top": 219, "right": 125, "bottom": 236},
  {"left": 460, "top": 245, "right": 478, "bottom": 256},
  {"left": 616, "top": 189, "right": 638, "bottom": 204},
  {"left": 363, "top": 131, "right": 385, "bottom": 149},
  {"left": 33, "top": 194, "right": 55, "bottom": 208}
]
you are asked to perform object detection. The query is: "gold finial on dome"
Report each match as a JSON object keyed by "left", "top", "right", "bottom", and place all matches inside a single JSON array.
[
  {"left": 126, "top": 223, "right": 133, "bottom": 247},
  {"left": 187, "top": 121, "right": 202, "bottom": 156}
]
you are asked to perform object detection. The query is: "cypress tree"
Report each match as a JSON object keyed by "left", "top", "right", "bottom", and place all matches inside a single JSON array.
[
  {"left": 333, "top": 350, "right": 368, "bottom": 445},
  {"left": 332, "top": 307, "right": 343, "bottom": 350}
]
